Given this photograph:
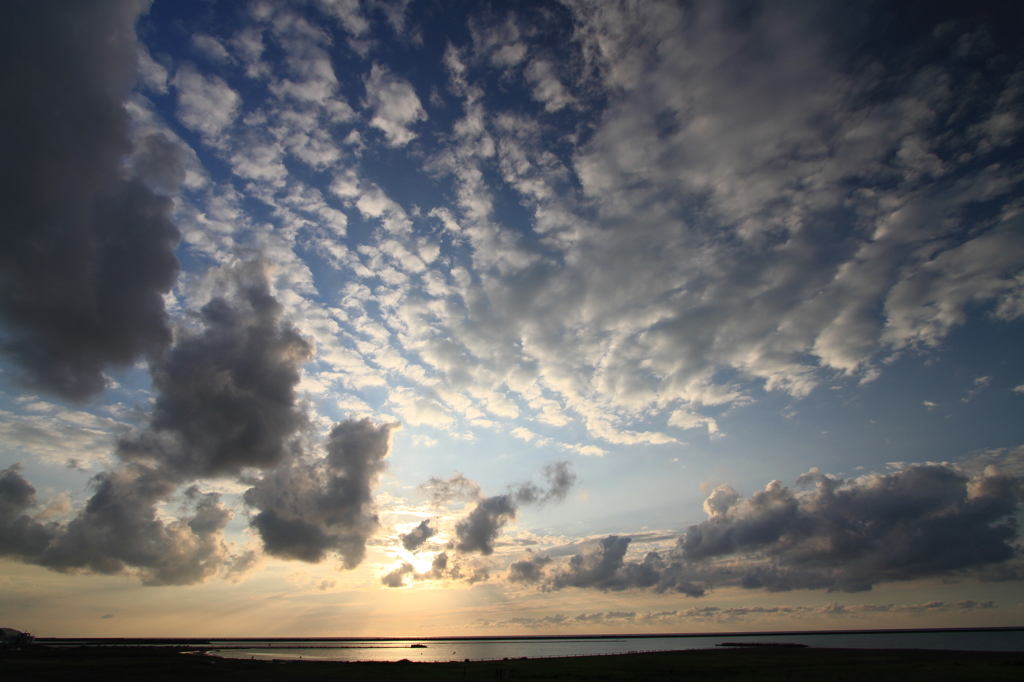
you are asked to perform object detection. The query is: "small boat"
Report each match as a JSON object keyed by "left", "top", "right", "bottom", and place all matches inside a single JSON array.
[{"left": 410, "top": 643, "right": 427, "bottom": 648}]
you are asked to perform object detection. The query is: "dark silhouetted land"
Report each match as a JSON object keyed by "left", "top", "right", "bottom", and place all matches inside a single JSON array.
[{"left": 4, "top": 644, "right": 1024, "bottom": 681}]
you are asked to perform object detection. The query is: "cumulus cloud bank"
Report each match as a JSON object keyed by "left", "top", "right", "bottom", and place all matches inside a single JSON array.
[{"left": 509, "top": 462, "right": 1022, "bottom": 597}]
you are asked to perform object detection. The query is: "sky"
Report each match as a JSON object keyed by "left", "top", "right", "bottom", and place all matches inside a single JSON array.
[{"left": 2, "top": 0, "right": 1024, "bottom": 638}]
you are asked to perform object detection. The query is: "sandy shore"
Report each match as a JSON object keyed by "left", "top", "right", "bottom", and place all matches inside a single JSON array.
[{"left": 4, "top": 644, "right": 1024, "bottom": 681}]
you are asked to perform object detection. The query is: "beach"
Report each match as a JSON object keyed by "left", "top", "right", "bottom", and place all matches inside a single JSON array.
[{"left": 4, "top": 645, "right": 1024, "bottom": 681}]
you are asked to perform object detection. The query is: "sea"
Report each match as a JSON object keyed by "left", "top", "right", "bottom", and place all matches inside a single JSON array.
[{"left": 179, "top": 629, "right": 1024, "bottom": 662}]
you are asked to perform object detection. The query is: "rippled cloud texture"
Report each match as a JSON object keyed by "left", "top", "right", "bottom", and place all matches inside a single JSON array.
[{"left": 1, "top": 0, "right": 1023, "bottom": 636}]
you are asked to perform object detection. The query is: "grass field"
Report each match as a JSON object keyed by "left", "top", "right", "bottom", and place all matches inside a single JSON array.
[{"left": 4, "top": 645, "right": 1024, "bottom": 681}]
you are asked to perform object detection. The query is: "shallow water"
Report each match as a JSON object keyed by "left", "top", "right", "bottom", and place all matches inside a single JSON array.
[{"left": 208, "top": 629, "right": 1024, "bottom": 662}]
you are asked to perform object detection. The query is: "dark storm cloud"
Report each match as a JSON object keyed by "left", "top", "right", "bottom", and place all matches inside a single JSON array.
[
  {"left": 400, "top": 519, "right": 436, "bottom": 551},
  {"left": 0, "top": 0, "right": 182, "bottom": 399},
  {"left": 244, "top": 417, "right": 400, "bottom": 568},
  {"left": 118, "top": 261, "right": 314, "bottom": 478}
]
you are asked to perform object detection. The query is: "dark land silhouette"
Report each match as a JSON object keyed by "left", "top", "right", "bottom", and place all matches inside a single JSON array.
[{"left": 4, "top": 643, "right": 1024, "bottom": 681}]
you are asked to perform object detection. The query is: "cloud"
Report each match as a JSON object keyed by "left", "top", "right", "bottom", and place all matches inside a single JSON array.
[
  {"left": 0, "top": 465, "right": 57, "bottom": 559},
  {"left": 191, "top": 34, "right": 231, "bottom": 63},
  {"left": 505, "top": 460, "right": 1021, "bottom": 597},
  {"left": 559, "top": 443, "right": 607, "bottom": 458},
  {"left": 0, "top": 0, "right": 182, "bottom": 399},
  {"left": 0, "top": 406, "right": 124, "bottom": 469},
  {"left": 0, "top": 255, "right": 409, "bottom": 583},
  {"left": 962, "top": 376, "right": 993, "bottom": 403},
  {"left": 546, "top": 536, "right": 677, "bottom": 593},
  {"left": 475, "top": 598, "right": 998, "bottom": 629},
  {"left": 319, "top": 0, "right": 370, "bottom": 38},
  {"left": 381, "top": 561, "right": 414, "bottom": 587},
  {"left": 137, "top": 44, "right": 169, "bottom": 93},
  {"left": 381, "top": 549, "right": 491, "bottom": 587},
  {"left": 450, "top": 461, "right": 577, "bottom": 556},
  {"left": 245, "top": 417, "right": 400, "bottom": 568},
  {"left": 404, "top": 0, "right": 1024, "bottom": 448},
  {"left": 43, "top": 477, "right": 234, "bottom": 586},
  {"left": 668, "top": 410, "right": 720, "bottom": 435},
  {"left": 420, "top": 472, "right": 482, "bottom": 506},
  {"left": 682, "top": 463, "right": 1020, "bottom": 594},
  {"left": 387, "top": 386, "right": 455, "bottom": 428},
  {"left": 454, "top": 494, "right": 517, "bottom": 556},
  {"left": 118, "top": 261, "right": 314, "bottom": 478},
  {"left": 507, "top": 549, "right": 552, "bottom": 583},
  {"left": 511, "top": 460, "right": 577, "bottom": 505},
  {"left": 364, "top": 64, "right": 426, "bottom": 146},
  {"left": 172, "top": 65, "right": 241, "bottom": 138},
  {"left": 0, "top": 462, "right": 237, "bottom": 586},
  {"left": 524, "top": 60, "right": 573, "bottom": 112},
  {"left": 131, "top": 132, "right": 188, "bottom": 194},
  {"left": 675, "top": 464, "right": 1020, "bottom": 593},
  {"left": 400, "top": 519, "right": 436, "bottom": 551},
  {"left": 0, "top": 257, "right": 376, "bottom": 585}
]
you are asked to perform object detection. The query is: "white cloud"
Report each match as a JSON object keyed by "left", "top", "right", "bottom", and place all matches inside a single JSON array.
[
  {"left": 192, "top": 34, "right": 231, "bottom": 63},
  {"left": 559, "top": 443, "right": 606, "bottom": 457},
  {"left": 511, "top": 427, "right": 537, "bottom": 442},
  {"left": 319, "top": 0, "right": 370, "bottom": 37},
  {"left": 230, "top": 27, "right": 269, "bottom": 79},
  {"left": 172, "top": 65, "right": 241, "bottom": 138},
  {"left": 524, "top": 60, "right": 573, "bottom": 112},
  {"left": 388, "top": 386, "right": 456, "bottom": 428},
  {"left": 0, "top": 407, "right": 124, "bottom": 469},
  {"left": 136, "top": 45, "right": 168, "bottom": 93},
  {"left": 668, "top": 409, "right": 719, "bottom": 435},
  {"left": 962, "top": 376, "right": 993, "bottom": 403},
  {"left": 364, "top": 64, "right": 426, "bottom": 147}
]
